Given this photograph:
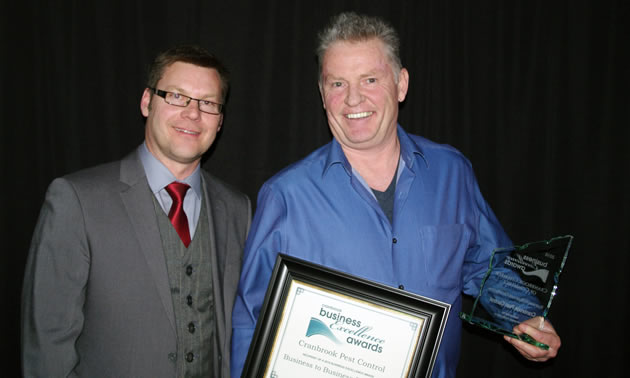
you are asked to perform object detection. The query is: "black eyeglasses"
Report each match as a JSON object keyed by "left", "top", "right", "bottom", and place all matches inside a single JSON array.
[{"left": 149, "top": 88, "right": 223, "bottom": 115}]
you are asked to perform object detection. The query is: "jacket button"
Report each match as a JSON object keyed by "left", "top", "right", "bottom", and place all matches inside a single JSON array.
[
  {"left": 186, "top": 352, "right": 194, "bottom": 362},
  {"left": 188, "top": 322, "right": 195, "bottom": 333},
  {"left": 398, "top": 284, "right": 405, "bottom": 290},
  {"left": 187, "top": 295, "right": 193, "bottom": 306},
  {"left": 186, "top": 265, "right": 193, "bottom": 276},
  {"left": 393, "top": 238, "right": 398, "bottom": 244}
]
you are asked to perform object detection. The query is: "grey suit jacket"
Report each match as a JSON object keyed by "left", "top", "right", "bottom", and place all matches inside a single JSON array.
[{"left": 21, "top": 149, "right": 251, "bottom": 377}]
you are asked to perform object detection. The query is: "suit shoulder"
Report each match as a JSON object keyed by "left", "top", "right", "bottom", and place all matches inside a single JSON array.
[
  {"left": 38, "top": 160, "right": 126, "bottom": 222},
  {"left": 61, "top": 160, "right": 122, "bottom": 186},
  {"left": 44, "top": 160, "right": 131, "bottom": 206}
]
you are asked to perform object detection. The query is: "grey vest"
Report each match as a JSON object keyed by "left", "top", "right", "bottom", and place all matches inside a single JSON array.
[{"left": 154, "top": 194, "right": 215, "bottom": 377}]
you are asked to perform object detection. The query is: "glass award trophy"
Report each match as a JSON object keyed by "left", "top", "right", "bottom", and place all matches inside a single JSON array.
[{"left": 459, "top": 235, "right": 573, "bottom": 349}]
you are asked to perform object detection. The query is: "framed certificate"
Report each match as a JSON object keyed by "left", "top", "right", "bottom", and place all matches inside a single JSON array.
[{"left": 242, "top": 254, "right": 451, "bottom": 378}]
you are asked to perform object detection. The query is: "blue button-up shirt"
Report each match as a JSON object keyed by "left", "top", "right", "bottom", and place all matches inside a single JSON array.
[{"left": 231, "top": 126, "right": 511, "bottom": 378}]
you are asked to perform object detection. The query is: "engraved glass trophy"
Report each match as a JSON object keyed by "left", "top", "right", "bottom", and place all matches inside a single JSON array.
[{"left": 460, "top": 235, "right": 573, "bottom": 349}]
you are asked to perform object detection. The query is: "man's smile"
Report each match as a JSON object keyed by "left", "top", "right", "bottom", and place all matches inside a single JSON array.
[
  {"left": 345, "top": 111, "right": 373, "bottom": 119},
  {"left": 174, "top": 127, "right": 200, "bottom": 135}
]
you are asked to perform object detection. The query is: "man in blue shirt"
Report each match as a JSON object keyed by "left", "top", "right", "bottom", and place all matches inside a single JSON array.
[{"left": 231, "top": 12, "right": 561, "bottom": 377}]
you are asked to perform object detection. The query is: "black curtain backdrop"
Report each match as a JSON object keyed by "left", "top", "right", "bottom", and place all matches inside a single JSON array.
[{"left": 2, "top": 1, "right": 627, "bottom": 377}]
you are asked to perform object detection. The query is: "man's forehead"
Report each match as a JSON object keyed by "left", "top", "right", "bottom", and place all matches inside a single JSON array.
[
  {"left": 158, "top": 62, "right": 221, "bottom": 96},
  {"left": 322, "top": 47, "right": 391, "bottom": 76}
]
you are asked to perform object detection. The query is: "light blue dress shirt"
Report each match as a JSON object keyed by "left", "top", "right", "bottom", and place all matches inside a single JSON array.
[
  {"left": 138, "top": 143, "right": 202, "bottom": 237},
  {"left": 231, "top": 126, "right": 511, "bottom": 378}
]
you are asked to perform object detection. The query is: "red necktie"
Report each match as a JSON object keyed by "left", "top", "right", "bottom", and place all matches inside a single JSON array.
[{"left": 165, "top": 182, "right": 191, "bottom": 247}]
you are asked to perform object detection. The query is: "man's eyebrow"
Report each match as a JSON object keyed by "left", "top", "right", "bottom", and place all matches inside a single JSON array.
[
  {"left": 163, "top": 86, "right": 220, "bottom": 100},
  {"left": 323, "top": 68, "right": 385, "bottom": 82}
]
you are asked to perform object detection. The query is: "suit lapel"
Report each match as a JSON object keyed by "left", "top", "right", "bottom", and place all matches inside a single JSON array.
[
  {"left": 119, "top": 151, "right": 176, "bottom": 332},
  {"left": 201, "top": 172, "right": 227, "bottom": 351}
]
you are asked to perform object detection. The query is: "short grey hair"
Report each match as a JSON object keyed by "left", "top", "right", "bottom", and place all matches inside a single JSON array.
[{"left": 316, "top": 12, "right": 402, "bottom": 82}]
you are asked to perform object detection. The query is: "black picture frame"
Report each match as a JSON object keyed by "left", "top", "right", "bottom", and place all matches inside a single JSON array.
[{"left": 241, "top": 254, "right": 451, "bottom": 378}]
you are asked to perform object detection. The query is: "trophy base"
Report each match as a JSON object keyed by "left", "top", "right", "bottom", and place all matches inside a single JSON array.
[{"left": 460, "top": 312, "right": 550, "bottom": 350}]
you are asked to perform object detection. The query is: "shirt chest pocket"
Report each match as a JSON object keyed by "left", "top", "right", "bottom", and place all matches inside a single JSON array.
[{"left": 418, "top": 224, "right": 472, "bottom": 293}]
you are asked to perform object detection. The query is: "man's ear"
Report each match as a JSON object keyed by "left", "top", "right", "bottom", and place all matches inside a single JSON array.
[
  {"left": 318, "top": 82, "right": 326, "bottom": 109},
  {"left": 397, "top": 68, "right": 409, "bottom": 102},
  {"left": 140, "top": 88, "right": 152, "bottom": 117}
]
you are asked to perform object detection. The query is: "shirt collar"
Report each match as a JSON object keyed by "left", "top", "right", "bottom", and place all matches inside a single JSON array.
[
  {"left": 396, "top": 125, "right": 429, "bottom": 170},
  {"left": 323, "top": 138, "right": 353, "bottom": 178},
  {"left": 322, "top": 124, "right": 428, "bottom": 178},
  {"left": 138, "top": 142, "right": 202, "bottom": 198}
]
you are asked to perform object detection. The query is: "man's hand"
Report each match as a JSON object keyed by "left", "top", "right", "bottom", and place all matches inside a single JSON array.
[{"left": 503, "top": 316, "right": 561, "bottom": 362}]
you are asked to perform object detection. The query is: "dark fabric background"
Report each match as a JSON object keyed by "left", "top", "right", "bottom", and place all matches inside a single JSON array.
[{"left": 2, "top": 1, "right": 627, "bottom": 377}]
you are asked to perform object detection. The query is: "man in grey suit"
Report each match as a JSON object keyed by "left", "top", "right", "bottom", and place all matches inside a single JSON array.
[{"left": 21, "top": 45, "right": 251, "bottom": 377}]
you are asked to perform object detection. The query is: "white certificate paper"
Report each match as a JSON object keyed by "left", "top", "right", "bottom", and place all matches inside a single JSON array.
[{"left": 264, "top": 280, "right": 426, "bottom": 378}]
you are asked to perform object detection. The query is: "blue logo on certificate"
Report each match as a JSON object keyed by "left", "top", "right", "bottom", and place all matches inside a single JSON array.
[{"left": 305, "top": 317, "right": 342, "bottom": 344}]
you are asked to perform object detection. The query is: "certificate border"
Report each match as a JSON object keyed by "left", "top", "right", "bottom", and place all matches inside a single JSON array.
[
  {"left": 242, "top": 254, "right": 451, "bottom": 378},
  {"left": 266, "top": 280, "right": 425, "bottom": 377}
]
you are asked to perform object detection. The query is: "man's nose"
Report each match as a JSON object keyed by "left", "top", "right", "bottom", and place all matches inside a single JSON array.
[
  {"left": 182, "top": 99, "right": 202, "bottom": 119},
  {"left": 344, "top": 84, "right": 364, "bottom": 107}
]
